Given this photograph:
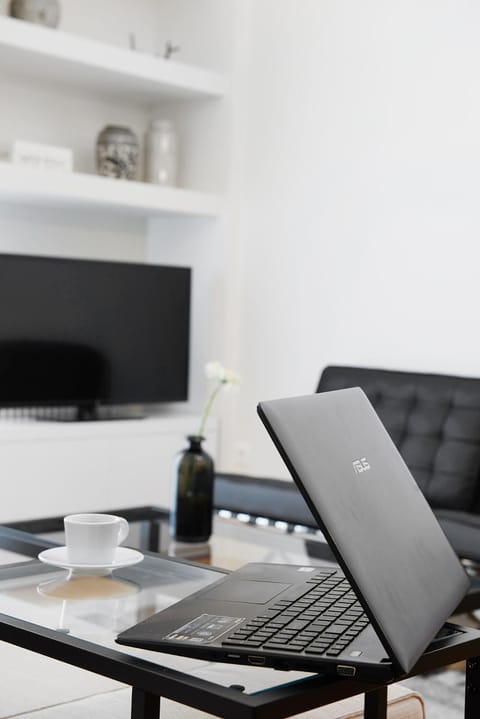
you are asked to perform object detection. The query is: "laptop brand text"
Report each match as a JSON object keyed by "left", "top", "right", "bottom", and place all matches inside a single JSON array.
[{"left": 352, "top": 457, "right": 371, "bottom": 474}]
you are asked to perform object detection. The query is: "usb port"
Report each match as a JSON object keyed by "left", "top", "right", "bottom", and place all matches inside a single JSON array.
[
  {"left": 248, "top": 655, "right": 266, "bottom": 666},
  {"left": 337, "top": 665, "right": 356, "bottom": 677}
]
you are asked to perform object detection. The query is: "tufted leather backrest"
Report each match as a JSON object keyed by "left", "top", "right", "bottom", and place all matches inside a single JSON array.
[{"left": 317, "top": 366, "right": 480, "bottom": 513}]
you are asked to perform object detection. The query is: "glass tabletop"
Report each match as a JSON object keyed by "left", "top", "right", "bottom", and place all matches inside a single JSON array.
[
  {"left": 15, "top": 509, "right": 333, "bottom": 569},
  {"left": 0, "top": 515, "right": 333, "bottom": 697},
  {"left": 1, "top": 509, "right": 480, "bottom": 719}
]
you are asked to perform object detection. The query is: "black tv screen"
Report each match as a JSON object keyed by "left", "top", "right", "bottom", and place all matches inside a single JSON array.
[{"left": 0, "top": 253, "right": 191, "bottom": 415}]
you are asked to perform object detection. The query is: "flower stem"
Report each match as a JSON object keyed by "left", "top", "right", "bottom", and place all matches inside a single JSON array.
[{"left": 198, "top": 381, "right": 224, "bottom": 437}]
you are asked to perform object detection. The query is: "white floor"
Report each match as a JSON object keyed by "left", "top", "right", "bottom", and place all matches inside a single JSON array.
[{"left": 404, "top": 670, "right": 464, "bottom": 719}]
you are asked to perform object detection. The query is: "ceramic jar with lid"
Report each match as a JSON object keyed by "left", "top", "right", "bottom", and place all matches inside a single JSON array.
[
  {"left": 9, "top": 0, "right": 60, "bottom": 27},
  {"left": 145, "top": 119, "right": 178, "bottom": 186},
  {"left": 96, "top": 125, "right": 139, "bottom": 181}
]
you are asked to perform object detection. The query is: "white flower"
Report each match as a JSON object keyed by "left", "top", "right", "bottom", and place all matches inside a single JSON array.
[
  {"left": 205, "top": 361, "right": 225, "bottom": 381},
  {"left": 198, "top": 361, "right": 240, "bottom": 436},
  {"left": 204, "top": 362, "right": 240, "bottom": 387},
  {"left": 222, "top": 368, "right": 241, "bottom": 387}
]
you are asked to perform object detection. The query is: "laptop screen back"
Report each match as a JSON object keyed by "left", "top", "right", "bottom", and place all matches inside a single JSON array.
[{"left": 257, "top": 388, "right": 470, "bottom": 673}]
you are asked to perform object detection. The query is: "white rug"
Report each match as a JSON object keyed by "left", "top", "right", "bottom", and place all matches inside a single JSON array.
[{"left": 404, "top": 669, "right": 465, "bottom": 719}]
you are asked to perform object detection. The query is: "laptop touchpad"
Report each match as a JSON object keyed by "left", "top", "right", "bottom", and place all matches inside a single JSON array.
[{"left": 202, "top": 580, "right": 290, "bottom": 604}]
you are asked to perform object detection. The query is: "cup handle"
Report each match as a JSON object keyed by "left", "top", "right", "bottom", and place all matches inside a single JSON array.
[{"left": 117, "top": 518, "right": 129, "bottom": 546}]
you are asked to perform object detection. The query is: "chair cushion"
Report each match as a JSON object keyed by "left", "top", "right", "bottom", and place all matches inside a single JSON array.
[{"left": 318, "top": 366, "right": 480, "bottom": 512}]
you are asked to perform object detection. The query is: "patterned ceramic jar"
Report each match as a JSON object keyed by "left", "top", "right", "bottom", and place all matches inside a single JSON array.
[
  {"left": 9, "top": 0, "right": 60, "bottom": 28},
  {"left": 96, "top": 125, "right": 139, "bottom": 181}
]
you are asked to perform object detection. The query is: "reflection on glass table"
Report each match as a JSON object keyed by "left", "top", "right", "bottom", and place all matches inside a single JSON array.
[{"left": 0, "top": 555, "right": 216, "bottom": 667}]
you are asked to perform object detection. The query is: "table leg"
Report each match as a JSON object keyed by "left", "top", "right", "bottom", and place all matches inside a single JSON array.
[
  {"left": 465, "top": 656, "right": 480, "bottom": 719},
  {"left": 364, "top": 686, "right": 387, "bottom": 719},
  {"left": 131, "top": 687, "right": 160, "bottom": 719},
  {"left": 138, "top": 519, "right": 161, "bottom": 552},
  {"left": 148, "top": 519, "right": 160, "bottom": 552}
]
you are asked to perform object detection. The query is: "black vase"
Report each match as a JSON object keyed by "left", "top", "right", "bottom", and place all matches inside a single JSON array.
[{"left": 171, "top": 435, "right": 214, "bottom": 543}]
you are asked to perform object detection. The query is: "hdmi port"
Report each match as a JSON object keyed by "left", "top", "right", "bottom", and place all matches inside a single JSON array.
[{"left": 248, "top": 655, "right": 266, "bottom": 666}]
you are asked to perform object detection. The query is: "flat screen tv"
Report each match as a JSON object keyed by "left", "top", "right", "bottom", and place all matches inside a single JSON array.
[{"left": 0, "top": 253, "right": 191, "bottom": 419}]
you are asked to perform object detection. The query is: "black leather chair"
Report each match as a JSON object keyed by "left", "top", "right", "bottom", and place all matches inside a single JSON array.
[
  {"left": 215, "top": 365, "right": 480, "bottom": 613},
  {"left": 318, "top": 366, "right": 480, "bottom": 554}
]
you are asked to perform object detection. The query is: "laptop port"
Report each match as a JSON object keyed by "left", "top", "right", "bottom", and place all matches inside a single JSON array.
[
  {"left": 337, "top": 665, "right": 356, "bottom": 677},
  {"left": 248, "top": 655, "right": 266, "bottom": 666}
]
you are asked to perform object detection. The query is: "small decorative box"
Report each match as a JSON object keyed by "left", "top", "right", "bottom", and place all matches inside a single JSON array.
[{"left": 11, "top": 140, "right": 73, "bottom": 172}]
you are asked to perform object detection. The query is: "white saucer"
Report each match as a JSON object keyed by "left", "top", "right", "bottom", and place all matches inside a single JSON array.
[{"left": 38, "top": 546, "right": 144, "bottom": 576}]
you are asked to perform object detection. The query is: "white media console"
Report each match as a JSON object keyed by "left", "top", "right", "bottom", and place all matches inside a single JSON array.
[{"left": 0, "top": 416, "right": 216, "bottom": 523}]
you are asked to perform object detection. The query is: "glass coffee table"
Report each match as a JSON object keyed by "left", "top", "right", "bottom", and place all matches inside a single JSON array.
[{"left": 0, "top": 509, "right": 479, "bottom": 719}]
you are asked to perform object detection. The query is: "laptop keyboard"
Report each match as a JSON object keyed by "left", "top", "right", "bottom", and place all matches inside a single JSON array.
[{"left": 221, "top": 568, "right": 369, "bottom": 657}]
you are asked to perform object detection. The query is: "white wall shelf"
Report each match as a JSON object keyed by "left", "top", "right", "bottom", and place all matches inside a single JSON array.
[
  {"left": 0, "top": 162, "right": 222, "bottom": 218},
  {"left": 0, "top": 15, "right": 226, "bottom": 103}
]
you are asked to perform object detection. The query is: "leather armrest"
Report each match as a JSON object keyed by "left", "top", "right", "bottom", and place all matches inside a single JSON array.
[
  {"left": 434, "top": 509, "right": 480, "bottom": 563},
  {"left": 214, "top": 472, "right": 317, "bottom": 527}
]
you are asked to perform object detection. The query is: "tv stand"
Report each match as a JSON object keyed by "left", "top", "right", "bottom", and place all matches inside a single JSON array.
[
  {"left": 74, "top": 403, "right": 148, "bottom": 422},
  {"left": 0, "top": 405, "right": 147, "bottom": 423},
  {"left": 74, "top": 411, "right": 147, "bottom": 422},
  {"left": 76, "top": 403, "right": 99, "bottom": 422},
  {"left": 73, "top": 404, "right": 146, "bottom": 422},
  {"left": 0, "top": 415, "right": 216, "bottom": 522}
]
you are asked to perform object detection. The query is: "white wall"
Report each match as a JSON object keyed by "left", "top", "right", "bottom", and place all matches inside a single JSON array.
[
  {"left": 221, "top": 0, "right": 480, "bottom": 478},
  {"left": 146, "top": 0, "right": 242, "bottom": 427},
  {"left": 5, "top": 0, "right": 480, "bottom": 491}
]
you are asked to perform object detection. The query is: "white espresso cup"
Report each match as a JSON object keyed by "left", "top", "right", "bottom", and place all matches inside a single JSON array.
[{"left": 64, "top": 513, "right": 129, "bottom": 565}]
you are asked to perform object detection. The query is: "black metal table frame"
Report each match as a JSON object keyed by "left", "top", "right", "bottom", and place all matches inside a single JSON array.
[{"left": 0, "top": 514, "right": 479, "bottom": 719}]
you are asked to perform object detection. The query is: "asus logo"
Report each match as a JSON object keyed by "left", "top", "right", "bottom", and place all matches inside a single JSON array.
[{"left": 352, "top": 457, "right": 371, "bottom": 474}]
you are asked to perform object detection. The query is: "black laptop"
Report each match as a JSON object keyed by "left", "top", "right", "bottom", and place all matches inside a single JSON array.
[{"left": 116, "top": 388, "right": 470, "bottom": 680}]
